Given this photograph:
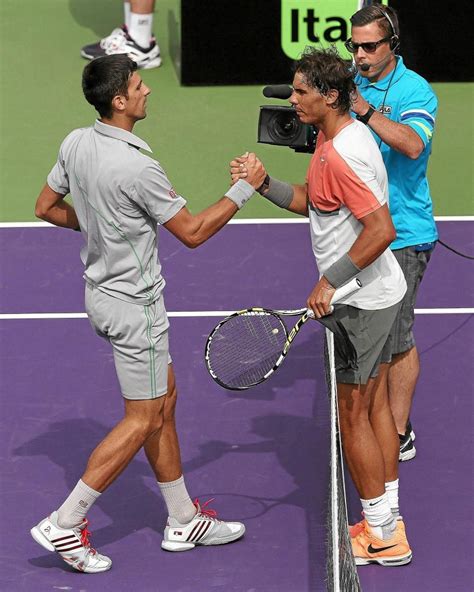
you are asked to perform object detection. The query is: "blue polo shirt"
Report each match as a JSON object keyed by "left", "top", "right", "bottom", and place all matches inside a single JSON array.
[{"left": 355, "top": 57, "right": 438, "bottom": 249}]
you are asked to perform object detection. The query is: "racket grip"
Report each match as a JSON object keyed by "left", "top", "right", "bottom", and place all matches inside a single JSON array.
[
  {"left": 306, "top": 277, "right": 362, "bottom": 317},
  {"left": 328, "top": 277, "right": 362, "bottom": 313}
]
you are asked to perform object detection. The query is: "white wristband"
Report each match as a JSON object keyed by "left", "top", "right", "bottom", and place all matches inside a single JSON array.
[{"left": 225, "top": 179, "right": 255, "bottom": 209}]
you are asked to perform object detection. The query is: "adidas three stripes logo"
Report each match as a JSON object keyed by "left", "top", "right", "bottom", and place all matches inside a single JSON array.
[
  {"left": 49, "top": 533, "right": 83, "bottom": 553},
  {"left": 186, "top": 520, "right": 213, "bottom": 543}
]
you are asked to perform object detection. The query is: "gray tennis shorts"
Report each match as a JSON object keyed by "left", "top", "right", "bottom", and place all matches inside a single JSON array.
[
  {"left": 331, "top": 301, "right": 402, "bottom": 385},
  {"left": 85, "top": 283, "right": 171, "bottom": 400},
  {"left": 389, "top": 245, "right": 434, "bottom": 355}
]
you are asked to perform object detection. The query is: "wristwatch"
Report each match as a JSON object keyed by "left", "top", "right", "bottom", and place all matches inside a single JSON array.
[{"left": 356, "top": 105, "right": 375, "bottom": 125}]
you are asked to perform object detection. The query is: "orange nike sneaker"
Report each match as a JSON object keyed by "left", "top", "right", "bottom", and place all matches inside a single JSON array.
[
  {"left": 350, "top": 514, "right": 404, "bottom": 538},
  {"left": 349, "top": 513, "right": 365, "bottom": 538},
  {"left": 351, "top": 520, "right": 412, "bottom": 567}
]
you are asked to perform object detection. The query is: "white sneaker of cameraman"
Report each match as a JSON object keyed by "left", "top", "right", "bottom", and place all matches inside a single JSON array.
[
  {"left": 80, "top": 25, "right": 161, "bottom": 69},
  {"left": 30, "top": 511, "right": 112, "bottom": 573},
  {"left": 162, "top": 499, "right": 245, "bottom": 552}
]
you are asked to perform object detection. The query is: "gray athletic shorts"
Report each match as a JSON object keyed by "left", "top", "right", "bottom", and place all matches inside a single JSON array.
[
  {"left": 85, "top": 283, "right": 171, "bottom": 400},
  {"left": 389, "top": 245, "right": 434, "bottom": 355},
  {"left": 331, "top": 301, "right": 402, "bottom": 385}
]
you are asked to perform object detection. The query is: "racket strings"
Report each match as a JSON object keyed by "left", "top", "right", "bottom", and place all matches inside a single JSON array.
[{"left": 207, "top": 311, "right": 288, "bottom": 389}]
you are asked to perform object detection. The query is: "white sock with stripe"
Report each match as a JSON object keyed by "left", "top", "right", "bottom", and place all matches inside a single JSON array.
[
  {"left": 361, "top": 492, "right": 396, "bottom": 540},
  {"left": 385, "top": 478, "right": 400, "bottom": 518},
  {"left": 56, "top": 479, "right": 101, "bottom": 528},
  {"left": 129, "top": 12, "right": 153, "bottom": 48},
  {"left": 158, "top": 475, "right": 196, "bottom": 524}
]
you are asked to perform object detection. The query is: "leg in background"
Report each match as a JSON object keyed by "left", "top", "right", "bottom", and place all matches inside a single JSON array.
[{"left": 388, "top": 346, "right": 419, "bottom": 435}]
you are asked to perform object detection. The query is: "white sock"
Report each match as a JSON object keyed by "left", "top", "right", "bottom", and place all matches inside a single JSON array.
[
  {"left": 124, "top": 1, "right": 131, "bottom": 29},
  {"left": 57, "top": 479, "right": 101, "bottom": 529},
  {"left": 361, "top": 493, "right": 396, "bottom": 541},
  {"left": 158, "top": 475, "right": 196, "bottom": 524},
  {"left": 129, "top": 12, "right": 153, "bottom": 48},
  {"left": 385, "top": 479, "right": 400, "bottom": 518}
]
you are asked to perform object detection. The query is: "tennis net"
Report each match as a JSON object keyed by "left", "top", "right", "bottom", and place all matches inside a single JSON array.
[{"left": 325, "top": 329, "right": 362, "bottom": 592}]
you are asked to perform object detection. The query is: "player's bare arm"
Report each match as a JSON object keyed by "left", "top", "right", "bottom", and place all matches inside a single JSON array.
[
  {"left": 307, "top": 204, "right": 396, "bottom": 318},
  {"left": 165, "top": 153, "right": 266, "bottom": 248},
  {"left": 35, "top": 184, "right": 80, "bottom": 230},
  {"left": 352, "top": 89, "right": 424, "bottom": 159},
  {"left": 164, "top": 199, "right": 240, "bottom": 248},
  {"left": 230, "top": 155, "right": 309, "bottom": 216},
  {"left": 346, "top": 203, "right": 396, "bottom": 268}
]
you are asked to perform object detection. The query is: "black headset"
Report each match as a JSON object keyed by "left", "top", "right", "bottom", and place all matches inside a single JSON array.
[
  {"left": 370, "top": 6, "right": 400, "bottom": 148},
  {"left": 376, "top": 5, "right": 400, "bottom": 52}
]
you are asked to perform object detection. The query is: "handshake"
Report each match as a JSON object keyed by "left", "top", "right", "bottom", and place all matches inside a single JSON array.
[{"left": 229, "top": 152, "right": 268, "bottom": 194}]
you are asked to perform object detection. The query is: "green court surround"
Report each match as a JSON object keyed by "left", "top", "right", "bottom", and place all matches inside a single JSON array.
[{"left": 1, "top": 0, "right": 472, "bottom": 221}]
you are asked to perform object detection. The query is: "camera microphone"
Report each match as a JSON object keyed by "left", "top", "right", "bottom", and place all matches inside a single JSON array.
[{"left": 262, "top": 85, "right": 292, "bottom": 100}]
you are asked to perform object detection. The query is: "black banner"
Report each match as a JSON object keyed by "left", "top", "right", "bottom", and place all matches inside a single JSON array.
[{"left": 171, "top": 0, "right": 471, "bottom": 85}]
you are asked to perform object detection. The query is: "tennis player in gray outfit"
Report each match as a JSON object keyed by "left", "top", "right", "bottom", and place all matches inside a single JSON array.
[{"left": 31, "top": 54, "right": 266, "bottom": 572}]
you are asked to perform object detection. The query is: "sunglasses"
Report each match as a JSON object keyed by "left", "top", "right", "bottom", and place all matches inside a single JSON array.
[{"left": 344, "top": 36, "right": 391, "bottom": 53}]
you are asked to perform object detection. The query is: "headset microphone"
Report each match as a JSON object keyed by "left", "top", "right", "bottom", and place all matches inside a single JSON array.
[{"left": 358, "top": 51, "right": 393, "bottom": 73}]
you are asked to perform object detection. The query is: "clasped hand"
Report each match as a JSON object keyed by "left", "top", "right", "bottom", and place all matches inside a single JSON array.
[{"left": 229, "top": 152, "right": 267, "bottom": 190}]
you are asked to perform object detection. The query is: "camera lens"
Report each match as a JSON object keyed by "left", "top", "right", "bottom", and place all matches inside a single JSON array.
[{"left": 268, "top": 110, "right": 301, "bottom": 143}]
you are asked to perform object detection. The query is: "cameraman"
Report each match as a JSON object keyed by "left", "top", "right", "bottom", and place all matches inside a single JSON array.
[
  {"left": 348, "top": 4, "right": 438, "bottom": 462},
  {"left": 231, "top": 46, "right": 412, "bottom": 567}
]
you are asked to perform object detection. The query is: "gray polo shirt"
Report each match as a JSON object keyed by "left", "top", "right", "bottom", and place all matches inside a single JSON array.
[{"left": 47, "top": 120, "right": 186, "bottom": 304}]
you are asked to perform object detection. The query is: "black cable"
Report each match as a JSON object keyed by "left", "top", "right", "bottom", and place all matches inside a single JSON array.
[{"left": 437, "top": 239, "right": 474, "bottom": 260}]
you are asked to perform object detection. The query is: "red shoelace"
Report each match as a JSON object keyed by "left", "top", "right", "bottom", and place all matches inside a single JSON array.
[
  {"left": 79, "top": 520, "right": 97, "bottom": 555},
  {"left": 193, "top": 498, "right": 218, "bottom": 519}
]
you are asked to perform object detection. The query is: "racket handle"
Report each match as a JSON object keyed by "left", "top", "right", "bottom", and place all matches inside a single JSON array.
[
  {"left": 306, "top": 277, "right": 362, "bottom": 318},
  {"left": 328, "top": 277, "right": 362, "bottom": 313}
]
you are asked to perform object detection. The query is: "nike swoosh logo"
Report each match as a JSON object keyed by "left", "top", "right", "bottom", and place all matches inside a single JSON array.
[
  {"left": 368, "top": 543, "right": 398, "bottom": 553},
  {"left": 369, "top": 500, "right": 381, "bottom": 506}
]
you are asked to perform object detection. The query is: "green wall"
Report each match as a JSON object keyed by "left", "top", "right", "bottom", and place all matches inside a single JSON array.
[{"left": 1, "top": 0, "right": 472, "bottom": 221}]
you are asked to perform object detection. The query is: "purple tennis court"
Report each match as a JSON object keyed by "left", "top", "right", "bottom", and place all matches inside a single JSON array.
[{"left": 1, "top": 221, "right": 472, "bottom": 591}]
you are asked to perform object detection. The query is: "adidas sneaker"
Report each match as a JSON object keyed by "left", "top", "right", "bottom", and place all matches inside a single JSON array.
[
  {"left": 30, "top": 511, "right": 111, "bottom": 573},
  {"left": 162, "top": 499, "right": 245, "bottom": 552}
]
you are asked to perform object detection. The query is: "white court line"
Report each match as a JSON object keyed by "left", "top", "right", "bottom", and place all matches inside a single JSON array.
[
  {"left": 1, "top": 308, "right": 473, "bottom": 320},
  {"left": 1, "top": 220, "right": 472, "bottom": 319},
  {"left": 0, "top": 216, "right": 473, "bottom": 228}
]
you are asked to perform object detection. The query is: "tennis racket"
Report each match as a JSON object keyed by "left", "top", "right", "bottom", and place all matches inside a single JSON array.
[{"left": 205, "top": 277, "right": 362, "bottom": 390}]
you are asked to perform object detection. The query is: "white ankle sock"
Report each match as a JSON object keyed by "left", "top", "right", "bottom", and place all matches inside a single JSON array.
[
  {"left": 124, "top": 1, "right": 131, "bottom": 29},
  {"left": 57, "top": 479, "right": 101, "bottom": 528},
  {"left": 158, "top": 475, "right": 196, "bottom": 524},
  {"left": 361, "top": 493, "right": 396, "bottom": 540},
  {"left": 129, "top": 12, "right": 153, "bottom": 48},
  {"left": 385, "top": 479, "right": 400, "bottom": 518}
]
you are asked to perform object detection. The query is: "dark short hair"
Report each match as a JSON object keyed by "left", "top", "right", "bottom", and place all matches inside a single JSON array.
[
  {"left": 350, "top": 4, "right": 399, "bottom": 38},
  {"left": 82, "top": 55, "right": 138, "bottom": 118},
  {"left": 294, "top": 46, "right": 355, "bottom": 113}
]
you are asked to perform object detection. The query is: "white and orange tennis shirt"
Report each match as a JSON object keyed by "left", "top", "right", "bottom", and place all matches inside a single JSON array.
[{"left": 307, "top": 118, "right": 406, "bottom": 310}]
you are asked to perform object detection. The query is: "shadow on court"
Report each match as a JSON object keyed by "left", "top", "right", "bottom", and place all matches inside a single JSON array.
[
  {"left": 14, "top": 336, "right": 330, "bottom": 590},
  {"left": 15, "top": 418, "right": 167, "bottom": 570},
  {"left": 69, "top": 0, "right": 122, "bottom": 37}
]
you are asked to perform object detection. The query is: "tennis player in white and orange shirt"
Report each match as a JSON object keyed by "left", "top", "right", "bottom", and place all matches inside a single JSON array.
[{"left": 231, "top": 46, "right": 412, "bottom": 567}]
